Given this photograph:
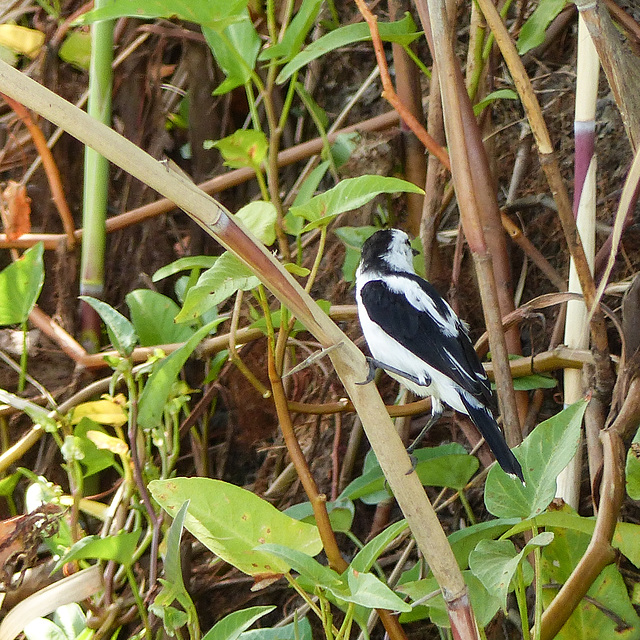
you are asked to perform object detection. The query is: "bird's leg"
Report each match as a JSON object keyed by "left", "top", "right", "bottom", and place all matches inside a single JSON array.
[
  {"left": 356, "top": 357, "right": 425, "bottom": 387},
  {"left": 407, "top": 402, "right": 444, "bottom": 453}
]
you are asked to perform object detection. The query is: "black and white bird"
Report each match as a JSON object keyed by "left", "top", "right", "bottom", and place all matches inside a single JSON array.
[{"left": 355, "top": 228, "right": 524, "bottom": 482}]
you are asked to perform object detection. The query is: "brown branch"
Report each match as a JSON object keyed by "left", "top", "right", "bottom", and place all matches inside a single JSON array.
[
  {"left": 353, "top": 0, "right": 451, "bottom": 170},
  {"left": 1, "top": 95, "right": 76, "bottom": 248},
  {"left": 475, "top": 0, "right": 613, "bottom": 395},
  {"left": 537, "top": 429, "right": 624, "bottom": 640}
]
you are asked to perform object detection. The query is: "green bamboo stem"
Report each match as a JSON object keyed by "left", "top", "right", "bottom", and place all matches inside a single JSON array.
[{"left": 80, "top": 0, "right": 114, "bottom": 351}]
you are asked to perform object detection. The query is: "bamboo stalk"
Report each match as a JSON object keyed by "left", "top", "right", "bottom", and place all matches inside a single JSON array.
[
  {"left": 79, "top": 0, "right": 114, "bottom": 352},
  {"left": 557, "top": 14, "right": 599, "bottom": 509}
]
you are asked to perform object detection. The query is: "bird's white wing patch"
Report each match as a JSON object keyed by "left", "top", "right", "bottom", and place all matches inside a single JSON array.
[{"left": 384, "top": 276, "right": 457, "bottom": 337}]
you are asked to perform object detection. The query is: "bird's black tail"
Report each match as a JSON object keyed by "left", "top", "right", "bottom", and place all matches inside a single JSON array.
[{"left": 460, "top": 393, "right": 525, "bottom": 483}]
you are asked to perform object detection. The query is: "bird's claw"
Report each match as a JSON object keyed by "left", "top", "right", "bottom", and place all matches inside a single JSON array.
[{"left": 356, "top": 357, "right": 378, "bottom": 385}]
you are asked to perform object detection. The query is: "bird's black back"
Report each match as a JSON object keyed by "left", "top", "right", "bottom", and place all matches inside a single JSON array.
[{"left": 359, "top": 277, "right": 496, "bottom": 411}]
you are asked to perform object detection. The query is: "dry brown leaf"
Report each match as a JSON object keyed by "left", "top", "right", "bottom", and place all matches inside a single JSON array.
[{"left": 1, "top": 181, "right": 31, "bottom": 240}]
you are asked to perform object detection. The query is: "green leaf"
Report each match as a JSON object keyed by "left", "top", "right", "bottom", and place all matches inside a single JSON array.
[
  {"left": 626, "top": 425, "right": 640, "bottom": 500},
  {"left": 472, "top": 89, "right": 518, "bottom": 116},
  {"left": 59, "top": 31, "right": 91, "bottom": 69},
  {"left": 126, "top": 289, "right": 195, "bottom": 346},
  {"left": 53, "top": 530, "right": 141, "bottom": 573},
  {"left": 0, "top": 242, "right": 44, "bottom": 325},
  {"left": 203, "top": 11, "right": 261, "bottom": 95},
  {"left": 240, "top": 617, "right": 312, "bottom": 640},
  {"left": 152, "top": 501, "right": 199, "bottom": 636},
  {"left": 469, "top": 533, "right": 552, "bottom": 611},
  {"left": 414, "top": 452, "right": 479, "bottom": 491},
  {"left": 350, "top": 520, "right": 408, "bottom": 572},
  {"left": 149, "top": 478, "right": 323, "bottom": 576},
  {"left": 175, "top": 253, "right": 259, "bottom": 322},
  {"left": 447, "top": 517, "right": 520, "bottom": 570},
  {"left": 0, "top": 389, "right": 58, "bottom": 432},
  {"left": 24, "top": 618, "right": 68, "bottom": 640},
  {"left": 283, "top": 498, "right": 355, "bottom": 533},
  {"left": 540, "top": 525, "right": 640, "bottom": 639},
  {"left": 78, "top": 0, "right": 250, "bottom": 31},
  {"left": 340, "top": 443, "right": 475, "bottom": 503},
  {"left": 498, "top": 507, "right": 640, "bottom": 570},
  {"left": 511, "top": 372, "right": 557, "bottom": 391},
  {"left": 259, "top": 543, "right": 343, "bottom": 587},
  {"left": 344, "top": 568, "right": 411, "bottom": 612},
  {"left": 334, "top": 225, "right": 378, "bottom": 283},
  {"left": 137, "top": 320, "right": 221, "bottom": 429},
  {"left": 289, "top": 176, "right": 423, "bottom": 232},
  {"left": 399, "top": 571, "right": 501, "bottom": 627},
  {"left": 259, "top": 0, "right": 323, "bottom": 62},
  {"left": 517, "top": 0, "right": 567, "bottom": 55},
  {"left": 53, "top": 603, "right": 87, "bottom": 640},
  {"left": 164, "top": 501, "right": 189, "bottom": 589},
  {"left": 235, "top": 201, "right": 277, "bottom": 245},
  {"left": 205, "top": 129, "right": 268, "bottom": 170},
  {"left": 152, "top": 256, "right": 217, "bottom": 282},
  {"left": 79, "top": 296, "right": 138, "bottom": 357},
  {"left": 277, "top": 14, "right": 422, "bottom": 83},
  {"left": 202, "top": 606, "right": 276, "bottom": 640},
  {"left": 484, "top": 399, "right": 587, "bottom": 518},
  {"left": 74, "top": 419, "right": 116, "bottom": 477},
  {"left": 0, "top": 472, "right": 20, "bottom": 497}
]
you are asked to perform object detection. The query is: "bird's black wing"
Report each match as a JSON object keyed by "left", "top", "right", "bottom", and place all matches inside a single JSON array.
[{"left": 360, "top": 277, "right": 494, "bottom": 407}]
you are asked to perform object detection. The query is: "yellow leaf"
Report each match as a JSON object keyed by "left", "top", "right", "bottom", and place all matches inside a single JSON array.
[
  {"left": 0, "top": 25, "right": 45, "bottom": 58},
  {"left": 71, "top": 399, "right": 128, "bottom": 427},
  {"left": 86, "top": 430, "right": 129, "bottom": 457}
]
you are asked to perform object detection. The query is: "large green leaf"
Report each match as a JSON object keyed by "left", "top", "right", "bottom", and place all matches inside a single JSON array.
[
  {"left": 541, "top": 525, "right": 640, "bottom": 639},
  {"left": 78, "top": 0, "right": 250, "bottom": 31},
  {"left": 340, "top": 443, "right": 477, "bottom": 504},
  {"left": 447, "top": 517, "right": 520, "bottom": 570},
  {"left": 149, "top": 478, "right": 323, "bottom": 576},
  {"left": 289, "top": 176, "right": 423, "bottom": 232},
  {"left": 175, "top": 253, "right": 259, "bottom": 323},
  {"left": 484, "top": 399, "right": 587, "bottom": 519},
  {"left": 203, "top": 11, "right": 261, "bottom": 95},
  {"left": 469, "top": 533, "right": 552, "bottom": 611},
  {"left": 126, "top": 289, "right": 195, "bottom": 346},
  {"left": 498, "top": 507, "right": 640, "bottom": 570},
  {"left": 277, "top": 14, "right": 422, "bottom": 83},
  {"left": 0, "top": 242, "right": 44, "bottom": 325},
  {"left": 80, "top": 296, "right": 138, "bottom": 357},
  {"left": 137, "top": 320, "right": 221, "bottom": 429}
]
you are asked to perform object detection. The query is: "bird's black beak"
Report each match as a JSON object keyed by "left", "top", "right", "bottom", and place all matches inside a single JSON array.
[{"left": 412, "top": 248, "right": 419, "bottom": 256}]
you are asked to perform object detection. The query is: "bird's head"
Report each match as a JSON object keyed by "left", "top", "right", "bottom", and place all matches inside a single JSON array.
[{"left": 360, "top": 228, "right": 416, "bottom": 274}]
